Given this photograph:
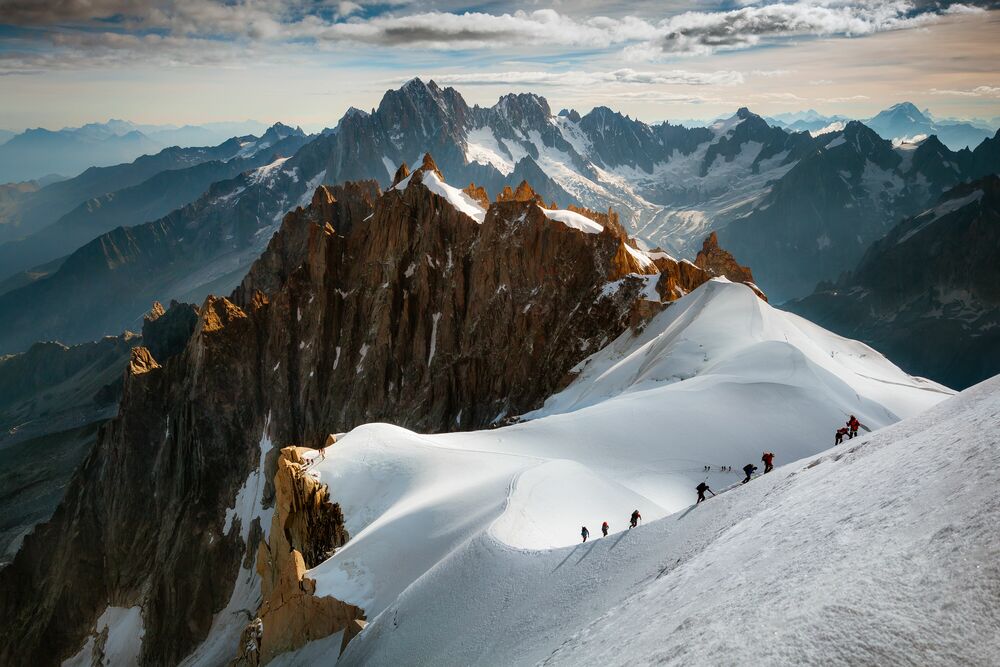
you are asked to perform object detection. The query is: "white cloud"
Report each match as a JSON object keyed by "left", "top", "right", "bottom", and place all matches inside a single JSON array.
[
  {"left": 751, "top": 69, "right": 793, "bottom": 77},
  {"left": 403, "top": 68, "right": 745, "bottom": 87},
  {"left": 0, "top": 0, "right": 990, "bottom": 73},
  {"left": 819, "top": 94, "right": 871, "bottom": 102},
  {"left": 336, "top": 2, "right": 363, "bottom": 19},
  {"left": 631, "top": 2, "right": 943, "bottom": 58},
  {"left": 929, "top": 85, "right": 1000, "bottom": 97},
  {"left": 751, "top": 92, "right": 807, "bottom": 102}
]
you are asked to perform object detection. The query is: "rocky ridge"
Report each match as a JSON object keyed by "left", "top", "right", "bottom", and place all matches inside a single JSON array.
[
  {"left": 0, "top": 158, "right": 762, "bottom": 665},
  {"left": 2, "top": 80, "right": 997, "bottom": 350}
]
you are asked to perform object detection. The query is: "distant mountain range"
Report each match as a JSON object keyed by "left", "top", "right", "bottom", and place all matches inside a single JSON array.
[
  {"left": 0, "top": 81, "right": 997, "bottom": 354},
  {"left": 864, "top": 102, "right": 995, "bottom": 151},
  {"left": 0, "top": 119, "right": 274, "bottom": 183},
  {"left": 765, "top": 109, "right": 851, "bottom": 134},
  {"left": 718, "top": 121, "right": 999, "bottom": 302},
  {"left": 0, "top": 123, "right": 309, "bottom": 286},
  {"left": 765, "top": 102, "right": 996, "bottom": 151},
  {"left": 788, "top": 175, "right": 1000, "bottom": 390}
]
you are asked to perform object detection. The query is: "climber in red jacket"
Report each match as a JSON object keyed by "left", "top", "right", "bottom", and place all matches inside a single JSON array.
[
  {"left": 847, "top": 415, "right": 861, "bottom": 439},
  {"left": 762, "top": 451, "right": 775, "bottom": 473}
]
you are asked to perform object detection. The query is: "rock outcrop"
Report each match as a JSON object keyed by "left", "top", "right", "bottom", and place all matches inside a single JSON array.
[
  {"left": 245, "top": 447, "right": 362, "bottom": 665},
  {"left": 693, "top": 232, "right": 767, "bottom": 301},
  {"left": 0, "top": 159, "right": 761, "bottom": 665}
]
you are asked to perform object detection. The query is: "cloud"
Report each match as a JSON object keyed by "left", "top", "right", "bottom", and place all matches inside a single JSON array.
[
  {"left": 0, "top": 0, "right": 991, "bottom": 74},
  {"left": 630, "top": 2, "right": 943, "bottom": 58},
  {"left": 607, "top": 91, "right": 718, "bottom": 104},
  {"left": 308, "top": 10, "right": 660, "bottom": 50},
  {"left": 336, "top": 2, "right": 363, "bottom": 19},
  {"left": 751, "top": 91, "right": 807, "bottom": 102},
  {"left": 819, "top": 94, "right": 871, "bottom": 102},
  {"left": 751, "top": 69, "right": 793, "bottom": 77},
  {"left": 929, "top": 85, "right": 1000, "bottom": 97},
  {"left": 402, "top": 68, "right": 745, "bottom": 87}
]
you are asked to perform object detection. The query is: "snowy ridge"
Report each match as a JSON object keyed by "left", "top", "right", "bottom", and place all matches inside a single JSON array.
[
  {"left": 459, "top": 111, "right": 794, "bottom": 256},
  {"left": 540, "top": 206, "right": 603, "bottom": 234},
  {"left": 420, "top": 170, "right": 487, "bottom": 223},
  {"left": 341, "top": 374, "right": 998, "bottom": 666},
  {"left": 285, "top": 280, "right": 951, "bottom": 663}
]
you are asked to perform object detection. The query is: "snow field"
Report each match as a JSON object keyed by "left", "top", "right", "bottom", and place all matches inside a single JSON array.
[
  {"left": 298, "top": 279, "right": 951, "bottom": 662},
  {"left": 340, "top": 375, "right": 1000, "bottom": 666}
]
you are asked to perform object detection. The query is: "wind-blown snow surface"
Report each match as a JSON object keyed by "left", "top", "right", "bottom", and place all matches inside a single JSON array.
[
  {"left": 343, "top": 374, "right": 999, "bottom": 666},
  {"left": 285, "top": 279, "right": 957, "bottom": 664}
]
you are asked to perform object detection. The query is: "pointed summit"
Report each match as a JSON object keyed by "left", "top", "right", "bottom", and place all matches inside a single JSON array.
[
  {"left": 391, "top": 162, "right": 411, "bottom": 188},
  {"left": 419, "top": 153, "right": 442, "bottom": 179}
]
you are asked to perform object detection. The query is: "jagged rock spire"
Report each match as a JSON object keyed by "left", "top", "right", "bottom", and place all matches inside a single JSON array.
[
  {"left": 496, "top": 180, "right": 543, "bottom": 204},
  {"left": 391, "top": 162, "right": 410, "bottom": 188}
]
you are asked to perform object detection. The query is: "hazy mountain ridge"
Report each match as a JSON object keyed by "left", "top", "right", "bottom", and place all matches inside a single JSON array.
[
  {"left": 0, "top": 119, "right": 275, "bottom": 183},
  {"left": 788, "top": 175, "right": 1000, "bottom": 390},
  {"left": 0, "top": 125, "right": 310, "bottom": 287},
  {"left": 719, "top": 123, "right": 1000, "bottom": 301}
]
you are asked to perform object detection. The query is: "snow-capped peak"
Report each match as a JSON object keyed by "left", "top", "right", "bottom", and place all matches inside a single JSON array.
[{"left": 393, "top": 159, "right": 487, "bottom": 224}]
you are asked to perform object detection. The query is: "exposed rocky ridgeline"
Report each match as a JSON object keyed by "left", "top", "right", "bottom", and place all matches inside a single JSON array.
[
  {"left": 788, "top": 175, "right": 1000, "bottom": 390},
  {"left": 244, "top": 446, "right": 362, "bottom": 665},
  {"left": 1, "top": 80, "right": 996, "bottom": 351},
  {"left": 0, "top": 160, "right": 761, "bottom": 665}
]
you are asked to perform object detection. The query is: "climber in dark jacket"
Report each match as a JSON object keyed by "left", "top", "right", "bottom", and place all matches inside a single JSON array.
[
  {"left": 696, "top": 482, "right": 714, "bottom": 503},
  {"left": 581, "top": 526, "right": 590, "bottom": 542},
  {"left": 742, "top": 463, "right": 757, "bottom": 484}
]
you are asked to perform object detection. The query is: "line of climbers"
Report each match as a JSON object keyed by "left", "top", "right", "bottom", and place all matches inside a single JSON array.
[
  {"left": 582, "top": 450, "right": 780, "bottom": 541},
  {"left": 580, "top": 510, "right": 642, "bottom": 542},
  {"left": 696, "top": 450, "right": 775, "bottom": 503}
]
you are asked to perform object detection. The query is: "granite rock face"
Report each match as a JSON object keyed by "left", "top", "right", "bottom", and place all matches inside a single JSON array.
[{"left": 0, "top": 160, "right": 762, "bottom": 665}]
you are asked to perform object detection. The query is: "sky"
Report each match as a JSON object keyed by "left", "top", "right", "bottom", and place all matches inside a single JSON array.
[{"left": 1, "top": 0, "right": 998, "bottom": 132}]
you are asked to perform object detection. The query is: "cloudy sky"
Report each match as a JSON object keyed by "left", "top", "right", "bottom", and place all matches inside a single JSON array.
[{"left": 1, "top": 0, "right": 998, "bottom": 131}]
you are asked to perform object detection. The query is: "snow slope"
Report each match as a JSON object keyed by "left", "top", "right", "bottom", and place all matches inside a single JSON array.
[
  {"left": 341, "top": 373, "right": 999, "bottom": 666},
  {"left": 283, "top": 278, "right": 956, "bottom": 664}
]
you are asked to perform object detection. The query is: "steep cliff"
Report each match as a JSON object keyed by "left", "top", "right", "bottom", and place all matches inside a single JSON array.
[{"left": 0, "top": 159, "right": 761, "bottom": 665}]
